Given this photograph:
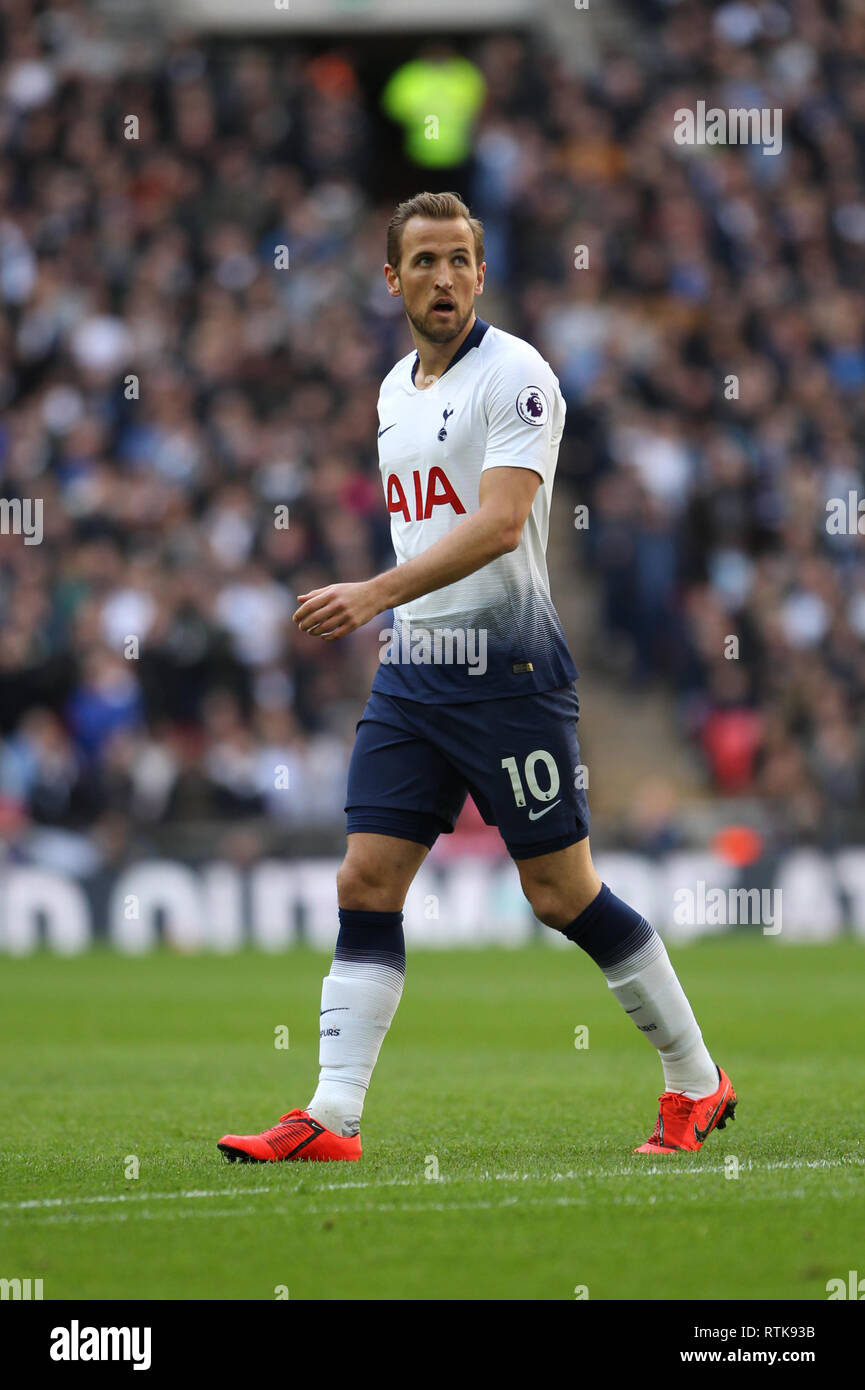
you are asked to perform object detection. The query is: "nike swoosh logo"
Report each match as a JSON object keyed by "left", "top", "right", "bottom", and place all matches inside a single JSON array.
[
  {"left": 319, "top": 1008, "right": 350, "bottom": 1016},
  {"left": 528, "top": 800, "right": 561, "bottom": 821},
  {"left": 378, "top": 424, "right": 396, "bottom": 438},
  {"left": 693, "top": 1084, "right": 729, "bottom": 1144}
]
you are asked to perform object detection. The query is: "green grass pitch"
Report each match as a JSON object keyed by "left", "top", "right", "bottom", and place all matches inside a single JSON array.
[{"left": 1, "top": 940, "right": 862, "bottom": 1301}]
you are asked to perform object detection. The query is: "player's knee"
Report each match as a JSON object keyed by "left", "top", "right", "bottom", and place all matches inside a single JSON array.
[
  {"left": 337, "top": 857, "right": 397, "bottom": 911},
  {"left": 526, "top": 886, "right": 573, "bottom": 931},
  {"left": 336, "top": 859, "right": 375, "bottom": 905}
]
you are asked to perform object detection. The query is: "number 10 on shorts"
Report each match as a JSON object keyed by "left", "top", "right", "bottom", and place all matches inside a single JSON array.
[{"left": 501, "top": 751, "right": 560, "bottom": 808}]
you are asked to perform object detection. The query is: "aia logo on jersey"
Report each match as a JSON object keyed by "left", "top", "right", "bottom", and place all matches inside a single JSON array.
[
  {"left": 386, "top": 467, "right": 466, "bottom": 521},
  {"left": 516, "top": 386, "right": 549, "bottom": 426}
]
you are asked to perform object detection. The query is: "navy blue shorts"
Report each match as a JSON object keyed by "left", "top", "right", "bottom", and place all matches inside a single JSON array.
[{"left": 345, "top": 682, "right": 590, "bottom": 860}]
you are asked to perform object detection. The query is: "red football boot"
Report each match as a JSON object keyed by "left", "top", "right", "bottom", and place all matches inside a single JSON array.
[
  {"left": 634, "top": 1066, "right": 737, "bottom": 1154},
  {"left": 217, "top": 1108, "right": 361, "bottom": 1162}
]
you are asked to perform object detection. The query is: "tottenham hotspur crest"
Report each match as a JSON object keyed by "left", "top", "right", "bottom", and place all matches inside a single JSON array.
[{"left": 516, "top": 386, "right": 549, "bottom": 426}]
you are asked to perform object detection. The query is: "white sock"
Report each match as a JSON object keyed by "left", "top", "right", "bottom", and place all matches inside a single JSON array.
[
  {"left": 307, "top": 963, "right": 404, "bottom": 1137},
  {"left": 603, "top": 932, "right": 718, "bottom": 1098}
]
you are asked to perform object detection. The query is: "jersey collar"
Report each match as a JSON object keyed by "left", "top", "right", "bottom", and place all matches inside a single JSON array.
[{"left": 410, "top": 315, "right": 490, "bottom": 388}]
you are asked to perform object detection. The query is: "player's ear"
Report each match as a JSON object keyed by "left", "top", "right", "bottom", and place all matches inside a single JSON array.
[{"left": 384, "top": 264, "right": 402, "bottom": 298}]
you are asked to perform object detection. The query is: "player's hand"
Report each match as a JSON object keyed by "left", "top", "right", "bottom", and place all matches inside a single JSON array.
[{"left": 293, "top": 582, "right": 381, "bottom": 641}]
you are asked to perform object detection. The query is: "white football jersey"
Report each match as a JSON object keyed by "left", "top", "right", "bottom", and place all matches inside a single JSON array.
[{"left": 372, "top": 316, "right": 578, "bottom": 702}]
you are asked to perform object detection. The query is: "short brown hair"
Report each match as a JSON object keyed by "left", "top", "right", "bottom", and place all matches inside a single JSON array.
[{"left": 386, "top": 191, "right": 485, "bottom": 272}]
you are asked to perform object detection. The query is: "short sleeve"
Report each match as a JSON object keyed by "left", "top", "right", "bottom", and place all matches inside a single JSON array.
[{"left": 480, "top": 356, "right": 561, "bottom": 486}]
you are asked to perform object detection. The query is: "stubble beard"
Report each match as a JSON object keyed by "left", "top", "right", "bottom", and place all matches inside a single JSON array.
[{"left": 405, "top": 299, "right": 474, "bottom": 346}]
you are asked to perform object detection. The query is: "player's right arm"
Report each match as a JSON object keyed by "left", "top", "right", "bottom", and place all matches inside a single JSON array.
[
  {"left": 371, "top": 462, "right": 541, "bottom": 610},
  {"left": 293, "top": 465, "right": 541, "bottom": 640}
]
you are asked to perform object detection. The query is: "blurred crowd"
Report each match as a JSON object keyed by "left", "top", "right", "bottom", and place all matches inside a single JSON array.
[
  {"left": 0, "top": 0, "right": 863, "bottom": 868},
  {"left": 563, "top": 0, "right": 865, "bottom": 847}
]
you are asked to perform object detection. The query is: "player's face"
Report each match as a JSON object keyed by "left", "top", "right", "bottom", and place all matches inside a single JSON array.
[{"left": 387, "top": 217, "right": 484, "bottom": 344}]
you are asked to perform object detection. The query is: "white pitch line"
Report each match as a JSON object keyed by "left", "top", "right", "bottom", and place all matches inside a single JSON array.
[
  {"left": 0, "top": 1174, "right": 422, "bottom": 1214},
  {"left": 6, "top": 1183, "right": 855, "bottom": 1229},
  {"left": 1, "top": 1185, "right": 275, "bottom": 1212},
  {"left": 0, "top": 1156, "right": 861, "bottom": 1219}
]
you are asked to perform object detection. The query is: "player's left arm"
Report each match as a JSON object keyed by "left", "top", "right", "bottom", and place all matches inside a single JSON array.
[{"left": 293, "top": 357, "right": 556, "bottom": 641}]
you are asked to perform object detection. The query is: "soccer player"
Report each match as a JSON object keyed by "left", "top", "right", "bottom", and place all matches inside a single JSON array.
[{"left": 217, "top": 192, "right": 736, "bottom": 1162}]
